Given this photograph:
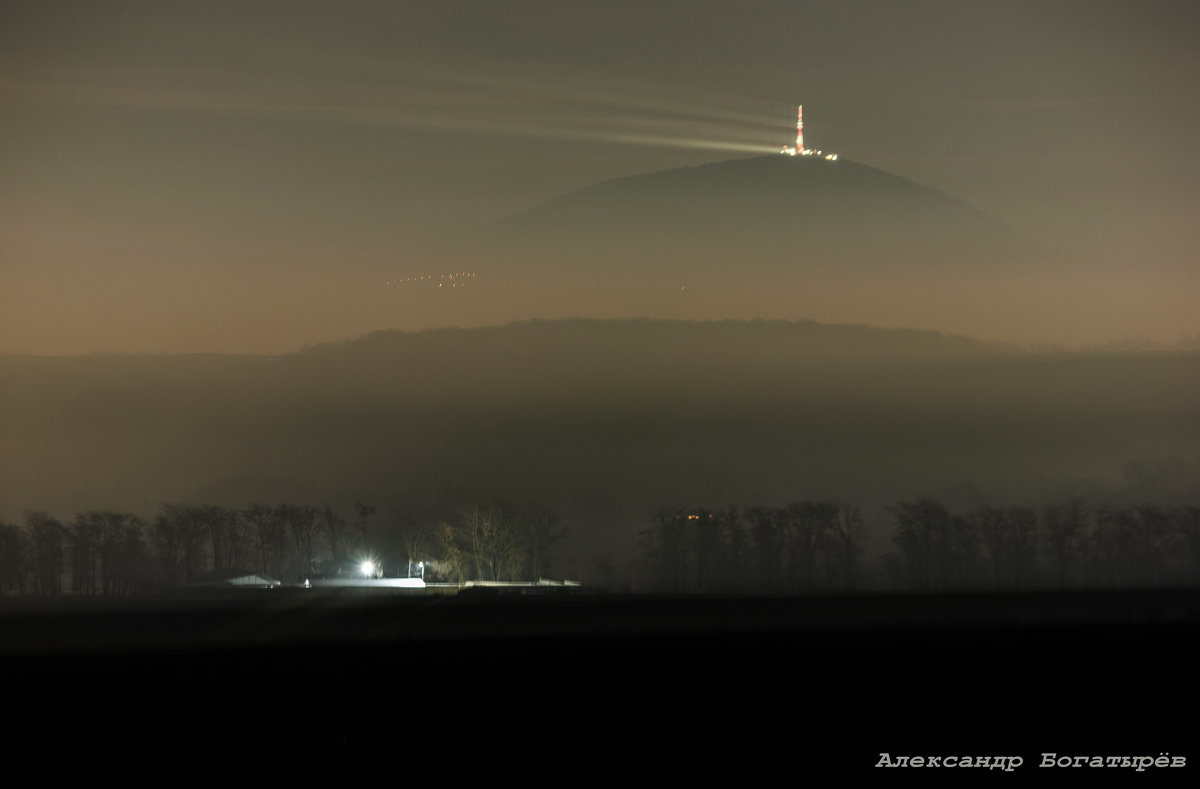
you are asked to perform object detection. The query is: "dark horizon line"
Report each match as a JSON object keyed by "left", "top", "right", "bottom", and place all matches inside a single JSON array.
[{"left": 5, "top": 315, "right": 1198, "bottom": 359}]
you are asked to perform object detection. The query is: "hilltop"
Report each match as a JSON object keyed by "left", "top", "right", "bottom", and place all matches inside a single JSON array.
[
  {"left": 474, "top": 154, "right": 1020, "bottom": 275},
  {"left": 421, "top": 155, "right": 1036, "bottom": 337}
]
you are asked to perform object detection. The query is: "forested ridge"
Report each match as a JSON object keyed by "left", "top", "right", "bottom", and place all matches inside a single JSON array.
[{"left": 3, "top": 494, "right": 1198, "bottom": 595}]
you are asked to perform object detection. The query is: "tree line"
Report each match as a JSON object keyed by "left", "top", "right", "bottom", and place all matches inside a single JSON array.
[
  {"left": 633, "top": 499, "right": 1200, "bottom": 593},
  {"left": 637, "top": 502, "right": 867, "bottom": 593},
  {"left": 0, "top": 499, "right": 567, "bottom": 595},
  {"left": 2, "top": 497, "right": 1199, "bottom": 595}
]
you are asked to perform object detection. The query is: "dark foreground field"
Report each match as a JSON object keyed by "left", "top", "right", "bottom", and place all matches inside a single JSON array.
[{"left": 3, "top": 588, "right": 1197, "bottom": 778}]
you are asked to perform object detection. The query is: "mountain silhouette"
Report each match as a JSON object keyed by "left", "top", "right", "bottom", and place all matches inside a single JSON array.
[
  {"left": 4, "top": 318, "right": 1196, "bottom": 541},
  {"left": 472, "top": 154, "right": 1020, "bottom": 277},
  {"left": 418, "top": 154, "right": 1033, "bottom": 333}
]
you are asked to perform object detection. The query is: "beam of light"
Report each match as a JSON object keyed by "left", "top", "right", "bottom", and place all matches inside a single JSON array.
[
  {"left": 242, "top": 39, "right": 789, "bottom": 130},
  {"left": 2, "top": 61, "right": 788, "bottom": 156},
  {"left": 447, "top": 72, "right": 786, "bottom": 130}
]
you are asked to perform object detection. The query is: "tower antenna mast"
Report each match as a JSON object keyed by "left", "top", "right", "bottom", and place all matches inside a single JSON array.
[{"left": 795, "top": 105, "right": 805, "bottom": 155}]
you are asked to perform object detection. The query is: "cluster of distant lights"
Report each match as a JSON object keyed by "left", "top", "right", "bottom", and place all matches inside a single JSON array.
[
  {"left": 385, "top": 271, "right": 477, "bottom": 288},
  {"left": 781, "top": 147, "right": 838, "bottom": 161}
]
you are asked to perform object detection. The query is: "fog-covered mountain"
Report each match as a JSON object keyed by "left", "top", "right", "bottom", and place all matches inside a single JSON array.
[
  {"left": 482, "top": 154, "right": 1018, "bottom": 276},
  {"left": 405, "top": 155, "right": 1042, "bottom": 341},
  {"left": 3, "top": 319, "right": 1197, "bottom": 560}
]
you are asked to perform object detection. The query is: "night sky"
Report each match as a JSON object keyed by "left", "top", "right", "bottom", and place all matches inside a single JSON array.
[{"left": 3, "top": 0, "right": 1198, "bottom": 353}]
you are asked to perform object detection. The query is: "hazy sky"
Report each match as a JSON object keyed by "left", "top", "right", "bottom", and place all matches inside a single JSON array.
[{"left": 3, "top": 0, "right": 1198, "bottom": 353}]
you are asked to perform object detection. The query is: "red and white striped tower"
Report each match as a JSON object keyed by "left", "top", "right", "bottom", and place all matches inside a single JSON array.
[{"left": 795, "top": 105, "right": 805, "bottom": 155}]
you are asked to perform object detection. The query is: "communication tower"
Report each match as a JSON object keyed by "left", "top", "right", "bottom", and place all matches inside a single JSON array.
[
  {"left": 795, "top": 105, "right": 805, "bottom": 155},
  {"left": 779, "top": 105, "right": 839, "bottom": 160}
]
